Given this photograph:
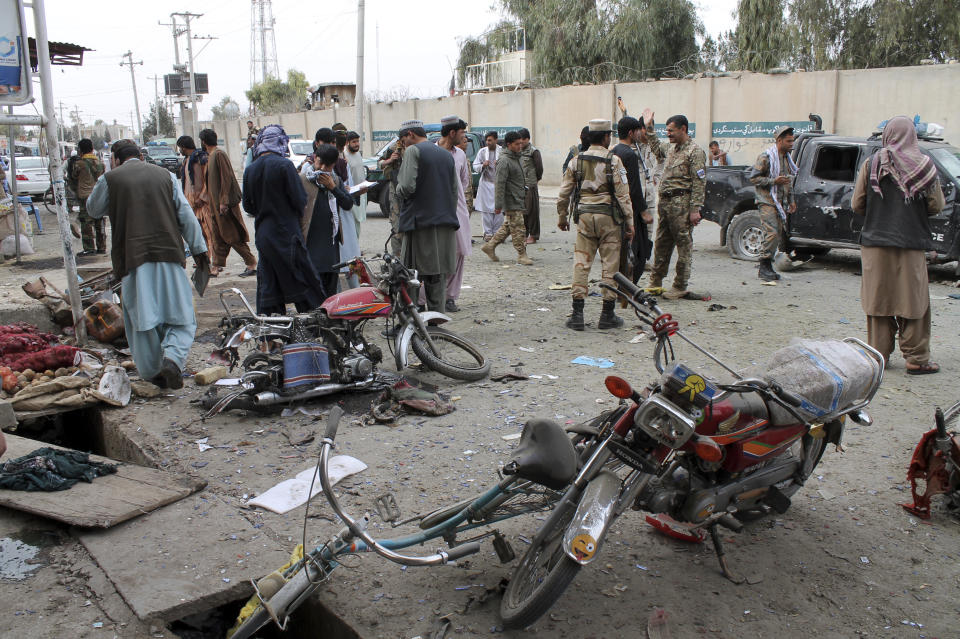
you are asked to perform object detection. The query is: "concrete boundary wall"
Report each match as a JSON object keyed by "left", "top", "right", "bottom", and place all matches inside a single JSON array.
[{"left": 198, "top": 64, "right": 960, "bottom": 185}]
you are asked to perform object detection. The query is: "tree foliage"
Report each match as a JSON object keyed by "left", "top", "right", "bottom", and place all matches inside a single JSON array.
[
  {"left": 459, "top": 0, "right": 702, "bottom": 87},
  {"left": 246, "top": 69, "right": 310, "bottom": 114},
  {"left": 735, "top": 0, "right": 789, "bottom": 71},
  {"left": 210, "top": 96, "right": 237, "bottom": 120},
  {"left": 142, "top": 100, "right": 175, "bottom": 140}
]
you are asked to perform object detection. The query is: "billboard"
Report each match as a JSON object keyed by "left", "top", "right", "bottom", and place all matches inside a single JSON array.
[{"left": 0, "top": 0, "right": 32, "bottom": 105}]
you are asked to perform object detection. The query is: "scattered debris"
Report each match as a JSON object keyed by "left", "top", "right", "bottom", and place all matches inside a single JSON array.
[
  {"left": 247, "top": 456, "right": 367, "bottom": 514},
  {"left": 707, "top": 303, "right": 727, "bottom": 311},
  {"left": 490, "top": 372, "right": 529, "bottom": 383},
  {"left": 571, "top": 356, "right": 614, "bottom": 369},
  {"left": 194, "top": 366, "right": 228, "bottom": 386}
]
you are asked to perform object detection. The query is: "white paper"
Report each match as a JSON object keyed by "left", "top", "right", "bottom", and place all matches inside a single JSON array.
[
  {"left": 247, "top": 455, "right": 367, "bottom": 514},
  {"left": 215, "top": 378, "right": 242, "bottom": 386},
  {"left": 349, "top": 180, "right": 376, "bottom": 194}
]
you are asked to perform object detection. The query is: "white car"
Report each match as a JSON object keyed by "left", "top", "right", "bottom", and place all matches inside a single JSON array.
[
  {"left": 10, "top": 156, "right": 50, "bottom": 197},
  {"left": 288, "top": 139, "right": 313, "bottom": 169}
]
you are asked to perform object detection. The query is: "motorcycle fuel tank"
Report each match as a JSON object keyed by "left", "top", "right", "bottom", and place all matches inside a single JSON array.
[{"left": 321, "top": 286, "right": 392, "bottom": 320}]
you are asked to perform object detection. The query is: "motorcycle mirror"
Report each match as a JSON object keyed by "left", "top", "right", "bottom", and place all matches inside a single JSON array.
[{"left": 604, "top": 376, "right": 634, "bottom": 400}]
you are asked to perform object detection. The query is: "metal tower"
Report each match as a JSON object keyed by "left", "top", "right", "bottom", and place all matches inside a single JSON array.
[{"left": 250, "top": 0, "right": 279, "bottom": 86}]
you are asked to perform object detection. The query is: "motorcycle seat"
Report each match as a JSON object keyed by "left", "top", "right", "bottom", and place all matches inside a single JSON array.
[{"left": 504, "top": 419, "right": 578, "bottom": 490}]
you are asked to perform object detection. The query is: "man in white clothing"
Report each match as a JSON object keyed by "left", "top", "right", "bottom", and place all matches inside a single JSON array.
[{"left": 472, "top": 131, "right": 501, "bottom": 241}]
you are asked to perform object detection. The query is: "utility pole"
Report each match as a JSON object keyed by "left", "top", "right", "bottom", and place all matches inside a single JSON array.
[
  {"left": 171, "top": 12, "right": 202, "bottom": 139},
  {"left": 356, "top": 0, "right": 365, "bottom": 152},
  {"left": 159, "top": 15, "right": 189, "bottom": 136},
  {"left": 120, "top": 51, "right": 144, "bottom": 144},
  {"left": 148, "top": 74, "right": 161, "bottom": 106}
]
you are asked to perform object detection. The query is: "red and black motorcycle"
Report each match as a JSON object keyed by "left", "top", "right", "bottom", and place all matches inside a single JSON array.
[
  {"left": 499, "top": 273, "right": 885, "bottom": 629},
  {"left": 205, "top": 246, "right": 489, "bottom": 415},
  {"left": 902, "top": 399, "right": 960, "bottom": 519}
]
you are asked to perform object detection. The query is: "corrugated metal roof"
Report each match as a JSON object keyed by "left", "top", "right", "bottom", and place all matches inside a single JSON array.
[{"left": 28, "top": 38, "right": 93, "bottom": 70}]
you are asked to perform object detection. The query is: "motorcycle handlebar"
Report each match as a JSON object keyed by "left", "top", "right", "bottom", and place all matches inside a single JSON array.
[
  {"left": 775, "top": 387, "right": 804, "bottom": 408},
  {"left": 331, "top": 260, "right": 350, "bottom": 270},
  {"left": 325, "top": 406, "right": 344, "bottom": 441},
  {"left": 613, "top": 272, "right": 641, "bottom": 297}
]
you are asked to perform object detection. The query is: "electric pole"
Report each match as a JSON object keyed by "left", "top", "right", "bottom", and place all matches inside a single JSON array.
[
  {"left": 356, "top": 0, "right": 365, "bottom": 151},
  {"left": 148, "top": 74, "right": 161, "bottom": 106},
  {"left": 171, "top": 12, "right": 203, "bottom": 139},
  {"left": 159, "top": 15, "right": 188, "bottom": 135},
  {"left": 120, "top": 51, "right": 144, "bottom": 144}
]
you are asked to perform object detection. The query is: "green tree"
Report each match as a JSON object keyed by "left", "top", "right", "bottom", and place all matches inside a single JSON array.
[
  {"left": 142, "top": 100, "right": 175, "bottom": 140},
  {"left": 210, "top": 96, "right": 236, "bottom": 120},
  {"left": 837, "top": 0, "right": 960, "bottom": 68},
  {"left": 735, "top": 0, "right": 789, "bottom": 72},
  {"left": 461, "top": 0, "right": 702, "bottom": 87},
  {"left": 246, "top": 69, "right": 310, "bottom": 114}
]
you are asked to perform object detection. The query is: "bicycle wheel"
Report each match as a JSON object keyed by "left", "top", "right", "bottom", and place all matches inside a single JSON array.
[
  {"left": 43, "top": 187, "right": 56, "bottom": 213},
  {"left": 500, "top": 500, "right": 581, "bottom": 629},
  {"left": 411, "top": 326, "right": 490, "bottom": 381}
]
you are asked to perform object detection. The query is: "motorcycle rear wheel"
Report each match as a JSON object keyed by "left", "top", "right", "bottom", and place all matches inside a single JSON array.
[
  {"left": 780, "top": 432, "right": 827, "bottom": 499},
  {"left": 500, "top": 502, "right": 580, "bottom": 629},
  {"left": 411, "top": 327, "right": 490, "bottom": 381}
]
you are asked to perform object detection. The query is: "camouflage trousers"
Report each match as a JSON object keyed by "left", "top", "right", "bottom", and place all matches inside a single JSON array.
[
  {"left": 649, "top": 197, "right": 694, "bottom": 290},
  {"left": 78, "top": 200, "right": 106, "bottom": 252},
  {"left": 572, "top": 212, "right": 621, "bottom": 301},
  {"left": 387, "top": 184, "right": 403, "bottom": 256},
  {"left": 758, "top": 203, "right": 784, "bottom": 259},
  {"left": 488, "top": 210, "right": 527, "bottom": 256}
]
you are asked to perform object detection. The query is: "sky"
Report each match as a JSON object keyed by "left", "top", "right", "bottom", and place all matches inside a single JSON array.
[{"left": 11, "top": 0, "right": 737, "bottom": 129}]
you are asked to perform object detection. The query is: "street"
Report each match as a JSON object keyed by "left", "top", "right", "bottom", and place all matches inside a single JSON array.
[{"left": 2, "top": 202, "right": 959, "bottom": 639}]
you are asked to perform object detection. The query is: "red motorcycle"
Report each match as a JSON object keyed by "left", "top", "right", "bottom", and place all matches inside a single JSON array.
[
  {"left": 499, "top": 273, "right": 885, "bottom": 628},
  {"left": 206, "top": 248, "right": 489, "bottom": 415},
  {"left": 902, "top": 399, "right": 960, "bottom": 519}
]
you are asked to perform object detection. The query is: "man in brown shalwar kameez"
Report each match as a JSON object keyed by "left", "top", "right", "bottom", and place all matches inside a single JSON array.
[
  {"left": 176, "top": 135, "right": 218, "bottom": 275},
  {"left": 852, "top": 115, "right": 945, "bottom": 374},
  {"left": 199, "top": 128, "right": 258, "bottom": 277}
]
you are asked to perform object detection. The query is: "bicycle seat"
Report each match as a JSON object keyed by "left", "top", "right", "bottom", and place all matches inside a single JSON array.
[{"left": 504, "top": 419, "right": 578, "bottom": 490}]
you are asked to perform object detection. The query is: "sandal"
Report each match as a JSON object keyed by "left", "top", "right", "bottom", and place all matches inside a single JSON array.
[{"left": 906, "top": 362, "right": 940, "bottom": 375}]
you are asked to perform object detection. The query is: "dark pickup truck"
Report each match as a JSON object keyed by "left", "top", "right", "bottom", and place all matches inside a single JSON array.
[
  {"left": 702, "top": 129, "right": 960, "bottom": 275},
  {"left": 364, "top": 126, "right": 486, "bottom": 216}
]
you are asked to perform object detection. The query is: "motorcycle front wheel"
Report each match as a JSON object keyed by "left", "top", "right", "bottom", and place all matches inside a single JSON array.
[
  {"left": 500, "top": 501, "right": 580, "bottom": 629},
  {"left": 411, "top": 326, "right": 490, "bottom": 381}
]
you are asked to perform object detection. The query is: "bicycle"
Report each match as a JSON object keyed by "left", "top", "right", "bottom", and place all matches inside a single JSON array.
[{"left": 228, "top": 406, "right": 600, "bottom": 638}]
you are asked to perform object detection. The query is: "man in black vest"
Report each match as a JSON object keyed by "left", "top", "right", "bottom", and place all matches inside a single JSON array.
[
  {"left": 86, "top": 139, "right": 209, "bottom": 389},
  {"left": 395, "top": 119, "right": 459, "bottom": 313}
]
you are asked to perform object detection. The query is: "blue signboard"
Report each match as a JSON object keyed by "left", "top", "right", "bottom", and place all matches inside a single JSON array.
[{"left": 0, "top": 0, "right": 32, "bottom": 106}]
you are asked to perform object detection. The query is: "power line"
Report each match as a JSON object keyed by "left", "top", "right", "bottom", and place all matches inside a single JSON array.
[{"left": 119, "top": 51, "right": 144, "bottom": 144}]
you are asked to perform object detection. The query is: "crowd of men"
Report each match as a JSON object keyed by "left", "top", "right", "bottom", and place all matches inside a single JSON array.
[{"left": 63, "top": 103, "right": 944, "bottom": 387}]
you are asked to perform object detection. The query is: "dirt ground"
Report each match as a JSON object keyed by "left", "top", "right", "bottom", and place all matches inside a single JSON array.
[{"left": 2, "top": 199, "right": 959, "bottom": 639}]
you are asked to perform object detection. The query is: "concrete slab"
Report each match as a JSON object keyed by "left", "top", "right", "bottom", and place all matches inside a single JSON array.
[
  {"left": 0, "top": 433, "right": 206, "bottom": 528},
  {"left": 78, "top": 491, "right": 291, "bottom": 622}
]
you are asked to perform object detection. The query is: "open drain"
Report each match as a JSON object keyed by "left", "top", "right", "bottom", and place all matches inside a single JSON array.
[{"left": 168, "top": 595, "right": 361, "bottom": 639}]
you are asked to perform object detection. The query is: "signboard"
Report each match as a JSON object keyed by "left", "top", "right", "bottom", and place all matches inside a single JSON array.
[
  {"left": 711, "top": 121, "right": 815, "bottom": 139},
  {"left": 164, "top": 73, "right": 209, "bottom": 96},
  {"left": 0, "top": 0, "right": 32, "bottom": 106}
]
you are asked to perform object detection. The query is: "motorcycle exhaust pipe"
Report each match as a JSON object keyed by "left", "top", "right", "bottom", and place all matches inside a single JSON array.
[
  {"left": 562, "top": 470, "right": 622, "bottom": 566},
  {"left": 251, "top": 377, "right": 375, "bottom": 406}
]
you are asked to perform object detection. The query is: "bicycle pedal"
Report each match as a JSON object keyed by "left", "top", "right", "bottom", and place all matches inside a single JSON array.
[
  {"left": 375, "top": 493, "right": 401, "bottom": 523},
  {"left": 492, "top": 530, "right": 515, "bottom": 563}
]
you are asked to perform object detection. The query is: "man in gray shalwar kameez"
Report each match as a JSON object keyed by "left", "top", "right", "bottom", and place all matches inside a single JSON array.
[
  {"left": 87, "top": 139, "right": 209, "bottom": 389},
  {"left": 394, "top": 119, "right": 459, "bottom": 313}
]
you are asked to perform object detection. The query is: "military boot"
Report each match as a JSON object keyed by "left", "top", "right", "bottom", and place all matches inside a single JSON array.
[
  {"left": 758, "top": 258, "right": 780, "bottom": 282},
  {"left": 597, "top": 300, "right": 624, "bottom": 329},
  {"left": 566, "top": 299, "right": 585, "bottom": 331}
]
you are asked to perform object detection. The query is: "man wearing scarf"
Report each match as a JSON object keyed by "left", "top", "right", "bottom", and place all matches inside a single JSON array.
[
  {"left": 242, "top": 125, "right": 328, "bottom": 315},
  {"left": 86, "top": 140, "right": 209, "bottom": 389},
  {"left": 749, "top": 125, "right": 798, "bottom": 282},
  {"left": 176, "top": 135, "right": 215, "bottom": 273},
  {"left": 199, "top": 128, "right": 258, "bottom": 277},
  {"left": 852, "top": 115, "right": 945, "bottom": 375},
  {"left": 303, "top": 143, "right": 356, "bottom": 300}
]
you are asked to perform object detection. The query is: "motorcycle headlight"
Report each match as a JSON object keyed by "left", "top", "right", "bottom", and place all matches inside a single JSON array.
[{"left": 634, "top": 395, "right": 696, "bottom": 449}]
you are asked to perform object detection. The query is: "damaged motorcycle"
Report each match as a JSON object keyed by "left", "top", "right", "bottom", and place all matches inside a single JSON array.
[
  {"left": 204, "top": 247, "right": 489, "bottom": 416},
  {"left": 498, "top": 273, "right": 885, "bottom": 629},
  {"left": 902, "top": 399, "right": 960, "bottom": 519}
]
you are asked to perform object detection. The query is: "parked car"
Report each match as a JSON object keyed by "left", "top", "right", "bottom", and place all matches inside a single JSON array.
[
  {"left": 288, "top": 139, "right": 314, "bottom": 169},
  {"left": 702, "top": 121, "right": 960, "bottom": 275},
  {"left": 9, "top": 155, "right": 50, "bottom": 197},
  {"left": 141, "top": 145, "right": 181, "bottom": 173},
  {"left": 364, "top": 124, "right": 484, "bottom": 216}
]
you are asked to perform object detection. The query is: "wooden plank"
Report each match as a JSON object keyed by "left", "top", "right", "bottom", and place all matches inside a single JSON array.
[{"left": 0, "top": 433, "right": 206, "bottom": 528}]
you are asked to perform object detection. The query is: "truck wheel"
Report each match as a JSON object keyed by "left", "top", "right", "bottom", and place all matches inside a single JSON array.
[
  {"left": 727, "top": 210, "right": 764, "bottom": 262},
  {"left": 379, "top": 186, "right": 391, "bottom": 218}
]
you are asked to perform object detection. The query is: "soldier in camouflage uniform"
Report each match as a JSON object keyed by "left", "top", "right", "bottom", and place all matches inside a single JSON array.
[
  {"left": 380, "top": 138, "right": 405, "bottom": 256},
  {"left": 557, "top": 119, "right": 635, "bottom": 331},
  {"left": 749, "top": 125, "right": 797, "bottom": 281},
  {"left": 648, "top": 114, "right": 708, "bottom": 300},
  {"left": 482, "top": 131, "right": 533, "bottom": 265}
]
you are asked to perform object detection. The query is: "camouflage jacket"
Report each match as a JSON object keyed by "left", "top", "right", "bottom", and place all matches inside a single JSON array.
[
  {"left": 556, "top": 145, "right": 633, "bottom": 228},
  {"left": 748, "top": 150, "right": 795, "bottom": 208},
  {"left": 657, "top": 137, "right": 706, "bottom": 207}
]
